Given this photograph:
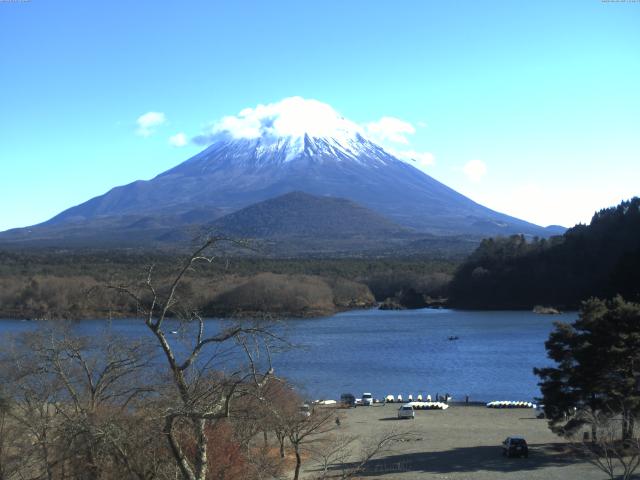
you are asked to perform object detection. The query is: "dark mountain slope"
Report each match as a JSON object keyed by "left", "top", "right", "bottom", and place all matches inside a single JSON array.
[
  {"left": 210, "top": 191, "right": 409, "bottom": 239},
  {"left": 40, "top": 136, "right": 549, "bottom": 237}
]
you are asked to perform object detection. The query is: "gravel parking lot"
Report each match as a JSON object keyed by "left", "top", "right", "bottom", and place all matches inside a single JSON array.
[{"left": 303, "top": 404, "right": 609, "bottom": 479}]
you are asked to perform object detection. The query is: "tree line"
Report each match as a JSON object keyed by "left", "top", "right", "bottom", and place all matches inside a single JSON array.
[
  {"left": 0, "top": 250, "right": 455, "bottom": 320},
  {"left": 449, "top": 197, "right": 640, "bottom": 309}
]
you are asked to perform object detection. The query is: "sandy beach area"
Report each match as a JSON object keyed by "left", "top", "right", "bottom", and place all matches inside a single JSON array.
[{"left": 302, "top": 403, "right": 609, "bottom": 479}]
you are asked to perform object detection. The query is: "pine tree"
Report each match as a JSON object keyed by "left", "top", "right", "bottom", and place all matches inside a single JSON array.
[{"left": 535, "top": 296, "right": 640, "bottom": 441}]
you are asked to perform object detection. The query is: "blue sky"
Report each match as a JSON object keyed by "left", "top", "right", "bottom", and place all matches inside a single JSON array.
[{"left": 1, "top": 0, "right": 639, "bottom": 231}]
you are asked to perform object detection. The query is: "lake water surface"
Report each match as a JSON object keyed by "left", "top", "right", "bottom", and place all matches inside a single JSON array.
[{"left": 0, "top": 308, "right": 576, "bottom": 403}]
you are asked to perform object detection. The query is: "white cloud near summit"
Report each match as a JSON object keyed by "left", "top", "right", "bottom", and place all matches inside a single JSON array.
[
  {"left": 136, "top": 111, "right": 166, "bottom": 137},
  {"left": 210, "top": 97, "right": 362, "bottom": 140},
  {"left": 191, "top": 97, "right": 435, "bottom": 170},
  {"left": 364, "top": 116, "right": 434, "bottom": 170},
  {"left": 365, "top": 116, "right": 416, "bottom": 145}
]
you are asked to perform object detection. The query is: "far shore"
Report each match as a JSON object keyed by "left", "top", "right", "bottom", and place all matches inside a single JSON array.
[{"left": 0, "top": 303, "right": 578, "bottom": 322}]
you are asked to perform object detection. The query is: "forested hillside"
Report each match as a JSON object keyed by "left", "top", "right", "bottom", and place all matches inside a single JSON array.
[
  {"left": 0, "top": 251, "right": 455, "bottom": 319},
  {"left": 449, "top": 198, "right": 640, "bottom": 309}
]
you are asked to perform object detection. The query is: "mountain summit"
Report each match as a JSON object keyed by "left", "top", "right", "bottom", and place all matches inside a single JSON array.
[{"left": 2, "top": 97, "right": 563, "bottom": 250}]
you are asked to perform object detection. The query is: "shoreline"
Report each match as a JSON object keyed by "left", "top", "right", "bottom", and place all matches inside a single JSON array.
[{"left": 0, "top": 305, "right": 578, "bottom": 322}]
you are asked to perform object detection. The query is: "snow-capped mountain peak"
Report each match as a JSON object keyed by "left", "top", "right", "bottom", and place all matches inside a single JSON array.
[
  {"left": 188, "top": 130, "right": 394, "bottom": 170},
  {"left": 191, "top": 97, "right": 398, "bottom": 167},
  {"left": 11, "top": 97, "right": 555, "bottom": 242}
]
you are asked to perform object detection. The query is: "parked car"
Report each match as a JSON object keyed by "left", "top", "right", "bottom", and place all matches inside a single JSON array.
[
  {"left": 397, "top": 404, "right": 415, "bottom": 419},
  {"left": 502, "top": 436, "right": 528, "bottom": 457},
  {"left": 340, "top": 393, "right": 356, "bottom": 407},
  {"left": 362, "top": 392, "right": 374, "bottom": 406},
  {"left": 299, "top": 404, "right": 311, "bottom": 417}
]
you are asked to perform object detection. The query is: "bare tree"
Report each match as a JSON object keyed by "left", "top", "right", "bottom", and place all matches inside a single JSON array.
[
  {"left": 0, "top": 326, "right": 166, "bottom": 480},
  {"left": 308, "top": 429, "right": 417, "bottom": 480},
  {"left": 308, "top": 434, "right": 357, "bottom": 479},
  {"left": 0, "top": 393, "right": 31, "bottom": 480},
  {"left": 44, "top": 332, "right": 158, "bottom": 478},
  {"left": 570, "top": 408, "right": 640, "bottom": 480},
  {"left": 0, "top": 239, "right": 288, "bottom": 480},
  {"left": 285, "top": 406, "right": 337, "bottom": 480},
  {"left": 256, "top": 377, "right": 300, "bottom": 460},
  {"left": 110, "top": 238, "right": 280, "bottom": 480},
  {"left": 1, "top": 331, "right": 72, "bottom": 480}
]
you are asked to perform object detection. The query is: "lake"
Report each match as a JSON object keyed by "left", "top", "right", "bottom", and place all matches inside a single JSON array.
[{"left": 0, "top": 308, "right": 575, "bottom": 403}]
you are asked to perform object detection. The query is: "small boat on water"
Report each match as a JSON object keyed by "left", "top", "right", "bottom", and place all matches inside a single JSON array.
[{"left": 448, "top": 335, "right": 459, "bottom": 341}]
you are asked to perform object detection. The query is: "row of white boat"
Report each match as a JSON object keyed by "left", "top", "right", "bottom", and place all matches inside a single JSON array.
[
  {"left": 312, "top": 399, "right": 449, "bottom": 410},
  {"left": 486, "top": 401, "right": 537, "bottom": 408},
  {"left": 405, "top": 401, "right": 450, "bottom": 410},
  {"left": 385, "top": 394, "right": 444, "bottom": 403}
]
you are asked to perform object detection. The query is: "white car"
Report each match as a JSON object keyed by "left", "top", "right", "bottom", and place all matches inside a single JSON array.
[
  {"left": 362, "top": 392, "right": 374, "bottom": 406},
  {"left": 397, "top": 404, "right": 415, "bottom": 419},
  {"left": 299, "top": 404, "right": 311, "bottom": 417}
]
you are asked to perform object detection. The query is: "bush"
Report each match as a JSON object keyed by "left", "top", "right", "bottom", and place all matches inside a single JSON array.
[{"left": 209, "top": 273, "right": 336, "bottom": 316}]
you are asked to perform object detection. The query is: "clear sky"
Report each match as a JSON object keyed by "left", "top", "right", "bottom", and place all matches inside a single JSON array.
[{"left": 1, "top": 0, "right": 639, "bottom": 231}]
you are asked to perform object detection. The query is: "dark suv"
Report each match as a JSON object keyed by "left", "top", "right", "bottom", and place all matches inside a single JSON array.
[
  {"left": 502, "top": 437, "right": 528, "bottom": 458},
  {"left": 340, "top": 393, "right": 356, "bottom": 407}
]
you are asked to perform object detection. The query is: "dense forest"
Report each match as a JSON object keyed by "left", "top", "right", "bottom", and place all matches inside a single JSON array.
[
  {"left": 449, "top": 197, "right": 640, "bottom": 309},
  {"left": 0, "top": 250, "right": 456, "bottom": 319},
  {"left": 5, "top": 198, "right": 637, "bottom": 318}
]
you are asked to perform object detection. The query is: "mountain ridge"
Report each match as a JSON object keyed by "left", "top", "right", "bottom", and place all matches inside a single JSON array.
[{"left": 35, "top": 131, "right": 553, "bottom": 236}]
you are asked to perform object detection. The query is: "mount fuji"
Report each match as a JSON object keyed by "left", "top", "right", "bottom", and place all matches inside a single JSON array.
[{"left": 1, "top": 97, "right": 563, "bottom": 252}]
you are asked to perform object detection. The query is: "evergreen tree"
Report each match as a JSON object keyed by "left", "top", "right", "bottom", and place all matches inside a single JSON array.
[
  {"left": 450, "top": 197, "right": 640, "bottom": 309},
  {"left": 535, "top": 296, "right": 640, "bottom": 441}
]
